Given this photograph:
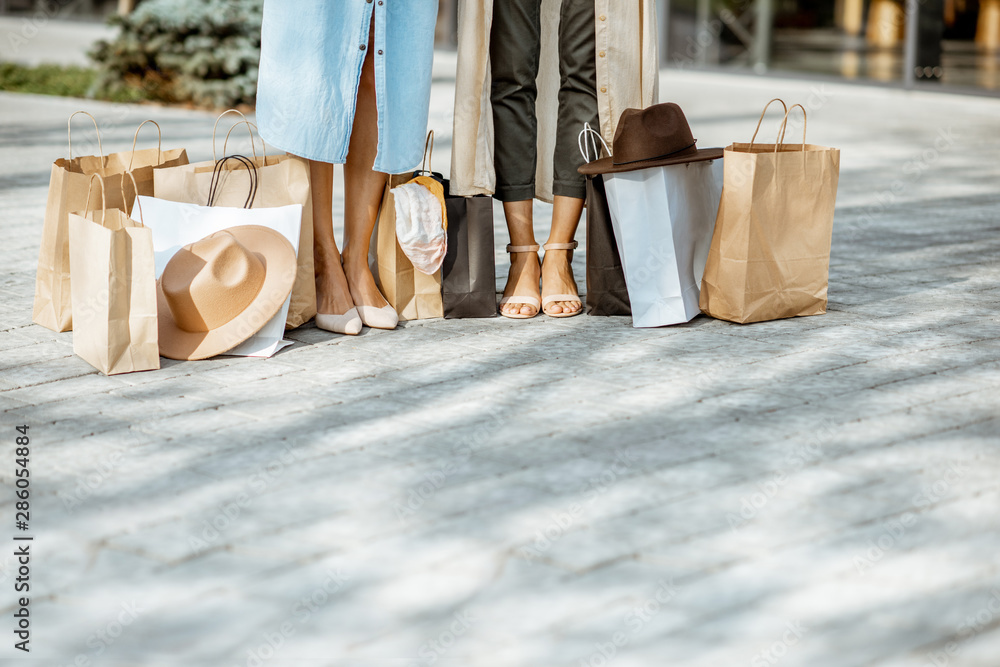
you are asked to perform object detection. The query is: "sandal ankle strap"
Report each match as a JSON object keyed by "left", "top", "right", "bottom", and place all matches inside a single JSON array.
[
  {"left": 506, "top": 244, "right": 540, "bottom": 253},
  {"left": 543, "top": 241, "right": 579, "bottom": 251}
]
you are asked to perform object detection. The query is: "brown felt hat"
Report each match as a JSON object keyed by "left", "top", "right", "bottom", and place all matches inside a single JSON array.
[
  {"left": 578, "top": 103, "right": 724, "bottom": 176},
  {"left": 157, "top": 226, "right": 296, "bottom": 361}
]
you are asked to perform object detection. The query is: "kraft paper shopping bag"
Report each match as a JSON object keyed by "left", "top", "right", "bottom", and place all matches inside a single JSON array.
[
  {"left": 68, "top": 174, "right": 159, "bottom": 375},
  {"left": 33, "top": 113, "right": 188, "bottom": 332},
  {"left": 375, "top": 174, "right": 445, "bottom": 321},
  {"left": 152, "top": 110, "right": 316, "bottom": 329},
  {"left": 700, "top": 100, "right": 841, "bottom": 324}
]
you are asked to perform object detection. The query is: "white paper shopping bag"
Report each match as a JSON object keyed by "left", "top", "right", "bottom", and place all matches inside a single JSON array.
[
  {"left": 604, "top": 160, "right": 723, "bottom": 328},
  {"left": 136, "top": 195, "right": 303, "bottom": 358}
]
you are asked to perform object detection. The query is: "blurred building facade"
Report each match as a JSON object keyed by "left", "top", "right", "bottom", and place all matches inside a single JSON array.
[
  {"left": 433, "top": 0, "right": 999, "bottom": 93},
  {"left": 3, "top": 0, "right": 997, "bottom": 93},
  {"left": 659, "top": 0, "right": 996, "bottom": 91}
]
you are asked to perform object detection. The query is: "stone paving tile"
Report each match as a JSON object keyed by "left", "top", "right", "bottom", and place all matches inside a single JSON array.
[
  {"left": 0, "top": 354, "right": 95, "bottom": 390},
  {"left": 0, "top": 328, "right": 42, "bottom": 352},
  {"left": 0, "top": 371, "right": 129, "bottom": 406},
  {"left": 0, "top": 338, "right": 73, "bottom": 368}
]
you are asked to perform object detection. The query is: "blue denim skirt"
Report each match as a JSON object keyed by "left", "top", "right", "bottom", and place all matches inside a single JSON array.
[{"left": 256, "top": 0, "right": 437, "bottom": 174}]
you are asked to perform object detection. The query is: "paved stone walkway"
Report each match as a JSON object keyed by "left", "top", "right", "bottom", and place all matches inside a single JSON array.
[
  {"left": 1, "top": 61, "right": 999, "bottom": 666},
  {"left": 0, "top": 15, "right": 116, "bottom": 67}
]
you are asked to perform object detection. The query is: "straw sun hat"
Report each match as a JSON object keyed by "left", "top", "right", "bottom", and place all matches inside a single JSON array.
[{"left": 157, "top": 225, "right": 296, "bottom": 361}]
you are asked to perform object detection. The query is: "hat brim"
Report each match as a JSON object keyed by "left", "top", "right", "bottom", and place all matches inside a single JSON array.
[
  {"left": 579, "top": 147, "right": 725, "bottom": 176},
  {"left": 157, "top": 225, "right": 297, "bottom": 361}
]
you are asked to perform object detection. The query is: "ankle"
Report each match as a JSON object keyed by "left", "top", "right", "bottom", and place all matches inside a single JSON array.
[
  {"left": 542, "top": 249, "right": 573, "bottom": 267},
  {"left": 509, "top": 251, "right": 540, "bottom": 271},
  {"left": 341, "top": 248, "right": 368, "bottom": 274}
]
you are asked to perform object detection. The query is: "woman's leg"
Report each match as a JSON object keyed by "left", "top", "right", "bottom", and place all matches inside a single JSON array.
[
  {"left": 491, "top": 0, "right": 543, "bottom": 317},
  {"left": 340, "top": 18, "right": 392, "bottom": 317},
  {"left": 542, "top": 196, "right": 585, "bottom": 314},
  {"left": 309, "top": 159, "right": 356, "bottom": 317},
  {"left": 543, "top": 0, "right": 599, "bottom": 315},
  {"left": 500, "top": 200, "right": 540, "bottom": 317}
]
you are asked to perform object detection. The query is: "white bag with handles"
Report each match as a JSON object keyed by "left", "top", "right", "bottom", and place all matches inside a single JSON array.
[
  {"left": 581, "top": 126, "right": 723, "bottom": 328},
  {"left": 139, "top": 156, "right": 303, "bottom": 358}
]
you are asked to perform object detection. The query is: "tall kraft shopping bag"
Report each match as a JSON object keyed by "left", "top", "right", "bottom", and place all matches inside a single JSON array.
[
  {"left": 68, "top": 174, "right": 159, "bottom": 375},
  {"left": 374, "top": 173, "right": 445, "bottom": 320},
  {"left": 700, "top": 100, "right": 841, "bottom": 323},
  {"left": 153, "top": 111, "right": 316, "bottom": 329},
  {"left": 32, "top": 113, "right": 188, "bottom": 332}
]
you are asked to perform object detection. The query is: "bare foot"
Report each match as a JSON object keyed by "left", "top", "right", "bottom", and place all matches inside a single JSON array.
[
  {"left": 341, "top": 250, "right": 390, "bottom": 310},
  {"left": 541, "top": 247, "right": 581, "bottom": 316},
  {"left": 315, "top": 251, "right": 356, "bottom": 316},
  {"left": 500, "top": 250, "right": 541, "bottom": 318}
]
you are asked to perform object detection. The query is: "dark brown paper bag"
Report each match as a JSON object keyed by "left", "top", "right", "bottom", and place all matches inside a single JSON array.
[
  {"left": 441, "top": 183, "right": 496, "bottom": 319},
  {"left": 152, "top": 112, "right": 316, "bottom": 329},
  {"left": 584, "top": 174, "right": 631, "bottom": 316},
  {"left": 32, "top": 114, "right": 188, "bottom": 332},
  {"left": 700, "top": 101, "right": 840, "bottom": 324},
  {"left": 68, "top": 175, "right": 159, "bottom": 375}
]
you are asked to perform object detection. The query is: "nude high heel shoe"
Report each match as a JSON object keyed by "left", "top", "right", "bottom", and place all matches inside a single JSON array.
[
  {"left": 315, "top": 308, "right": 363, "bottom": 335},
  {"left": 356, "top": 304, "right": 398, "bottom": 330}
]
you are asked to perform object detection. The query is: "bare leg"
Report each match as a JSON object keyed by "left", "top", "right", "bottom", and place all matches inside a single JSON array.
[
  {"left": 340, "top": 20, "right": 391, "bottom": 313},
  {"left": 308, "top": 158, "right": 355, "bottom": 316},
  {"left": 500, "top": 200, "right": 541, "bottom": 317},
  {"left": 541, "top": 195, "right": 583, "bottom": 315}
]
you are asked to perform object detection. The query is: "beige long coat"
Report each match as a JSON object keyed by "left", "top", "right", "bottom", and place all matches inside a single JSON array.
[{"left": 450, "top": 0, "right": 659, "bottom": 202}]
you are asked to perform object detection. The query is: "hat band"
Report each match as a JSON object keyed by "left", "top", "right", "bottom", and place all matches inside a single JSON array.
[{"left": 612, "top": 141, "right": 698, "bottom": 166}]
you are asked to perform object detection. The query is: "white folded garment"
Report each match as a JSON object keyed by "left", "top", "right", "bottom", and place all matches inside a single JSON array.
[{"left": 391, "top": 180, "right": 447, "bottom": 275}]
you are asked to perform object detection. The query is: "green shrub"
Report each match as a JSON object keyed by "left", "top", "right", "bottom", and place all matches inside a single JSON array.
[{"left": 90, "top": 0, "right": 264, "bottom": 108}]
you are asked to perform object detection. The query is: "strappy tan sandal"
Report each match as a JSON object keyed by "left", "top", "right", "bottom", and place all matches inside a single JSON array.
[
  {"left": 541, "top": 241, "right": 582, "bottom": 318},
  {"left": 499, "top": 244, "right": 541, "bottom": 319}
]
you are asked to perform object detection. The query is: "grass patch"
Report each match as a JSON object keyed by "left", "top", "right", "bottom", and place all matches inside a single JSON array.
[{"left": 0, "top": 63, "right": 149, "bottom": 103}]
